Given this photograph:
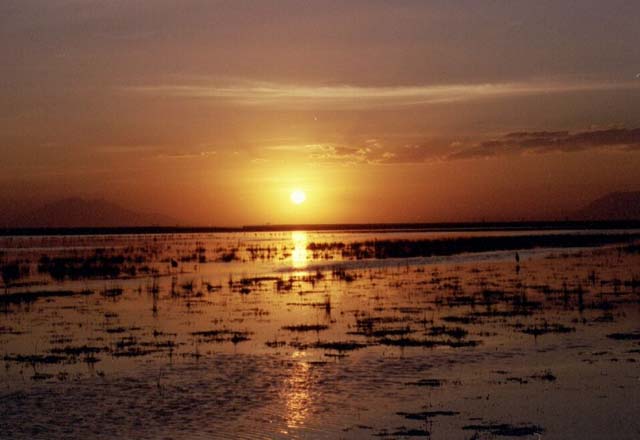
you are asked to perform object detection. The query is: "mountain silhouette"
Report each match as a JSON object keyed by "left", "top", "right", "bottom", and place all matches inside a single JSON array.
[
  {"left": 12, "top": 198, "right": 179, "bottom": 228},
  {"left": 574, "top": 191, "right": 640, "bottom": 220}
]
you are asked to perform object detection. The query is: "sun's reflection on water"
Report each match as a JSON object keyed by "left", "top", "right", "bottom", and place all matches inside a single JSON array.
[
  {"left": 291, "top": 231, "right": 308, "bottom": 269},
  {"left": 281, "top": 351, "right": 313, "bottom": 433}
]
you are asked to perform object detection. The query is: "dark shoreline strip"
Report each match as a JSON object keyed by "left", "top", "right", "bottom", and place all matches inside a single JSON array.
[{"left": 2, "top": 220, "right": 640, "bottom": 236}]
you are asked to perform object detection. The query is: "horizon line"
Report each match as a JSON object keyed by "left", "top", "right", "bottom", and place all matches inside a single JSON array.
[{"left": 2, "top": 220, "right": 640, "bottom": 236}]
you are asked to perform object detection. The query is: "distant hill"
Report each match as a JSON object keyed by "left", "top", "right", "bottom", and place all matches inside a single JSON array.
[
  {"left": 12, "top": 198, "right": 179, "bottom": 228},
  {"left": 574, "top": 192, "right": 640, "bottom": 220}
]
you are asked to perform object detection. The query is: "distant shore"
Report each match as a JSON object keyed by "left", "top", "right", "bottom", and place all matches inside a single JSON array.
[{"left": 2, "top": 220, "right": 640, "bottom": 236}]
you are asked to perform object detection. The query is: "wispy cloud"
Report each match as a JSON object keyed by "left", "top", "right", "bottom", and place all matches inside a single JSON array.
[
  {"left": 94, "top": 145, "right": 160, "bottom": 155},
  {"left": 154, "top": 150, "right": 217, "bottom": 160},
  {"left": 123, "top": 79, "right": 640, "bottom": 108},
  {"left": 292, "top": 127, "right": 640, "bottom": 166},
  {"left": 447, "top": 127, "right": 640, "bottom": 160},
  {"left": 307, "top": 144, "right": 373, "bottom": 164},
  {"left": 298, "top": 141, "right": 441, "bottom": 165}
]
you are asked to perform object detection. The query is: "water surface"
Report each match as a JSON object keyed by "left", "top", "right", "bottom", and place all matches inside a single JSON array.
[{"left": 2, "top": 229, "right": 640, "bottom": 438}]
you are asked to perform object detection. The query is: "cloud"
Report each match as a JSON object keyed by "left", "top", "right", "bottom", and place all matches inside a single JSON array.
[
  {"left": 296, "top": 127, "right": 640, "bottom": 166},
  {"left": 123, "top": 78, "right": 640, "bottom": 109},
  {"left": 307, "top": 144, "right": 373, "bottom": 164},
  {"left": 302, "top": 141, "right": 441, "bottom": 165},
  {"left": 94, "top": 145, "right": 159, "bottom": 155},
  {"left": 154, "top": 150, "right": 217, "bottom": 160},
  {"left": 448, "top": 127, "right": 640, "bottom": 160}
]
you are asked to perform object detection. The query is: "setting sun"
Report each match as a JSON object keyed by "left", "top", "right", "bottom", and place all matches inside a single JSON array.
[{"left": 290, "top": 190, "right": 306, "bottom": 205}]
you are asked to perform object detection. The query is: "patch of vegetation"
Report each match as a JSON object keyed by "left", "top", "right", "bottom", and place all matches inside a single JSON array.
[
  {"left": 397, "top": 410, "right": 460, "bottom": 420},
  {"left": 1, "top": 262, "right": 30, "bottom": 288},
  {"left": 38, "top": 253, "right": 141, "bottom": 280},
  {"left": 530, "top": 370, "right": 557, "bottom": 382},
  {"left": 441, "top": 315, "right": 480, "bottom": 324},
  {"left": 607, "top": 331, "right": 640, "bottom": 341},
  {"left": 427, "top": 325, "right": 468, "bottom": 339},
  {"left": 0, "top": 289, "right": 93, "bottom": 304},
  {"left": 265, "top": 339, "right": 287, "bottom": 348},
  {"left": 406, "top": 379, "right": 444, "bottom": 387},
  {"left": 378, "top": 337, "right": 481, "bottom": 348},
  {"left": 4, "top": 354, "right": 66, "bottom": 364},
  {"left": 375, "top": 427, "right": 430, "bottom": 437},
  {"left": 312, "top": 341, "right": 367, "bottom": 351},
  {"left": 101, "top": 288, "right": 123, "bottom": 298},
  {"left": 519, "top": 322, "right": 575, "bottom": 336},
  {"left": 312, "top": 233, "right": 640, "bottom": 260},
  {"left": 281, "top": 324, "right": 329, "bottom": 332},
  {"left": 191, "top": 329, "right": 252, "bottom": 343},
  {"left": 355, "top": 327, "right": 415, "bottom": 338},
  {"left": 50, "top": 345, "right": 108, "bottom": 357},
  {"left": 112, "top": 347, "right": 158, "bottom": 357},
  {"left": 462, "top": 423, "right": 544, "bottom": 437},
  {"left": 219, "top": 250, "right": 239, "bottom": 262}
]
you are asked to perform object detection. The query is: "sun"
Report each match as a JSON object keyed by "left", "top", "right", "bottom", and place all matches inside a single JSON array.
[{"left": 290, "top": 189, "right": 306, "bottom": 205}]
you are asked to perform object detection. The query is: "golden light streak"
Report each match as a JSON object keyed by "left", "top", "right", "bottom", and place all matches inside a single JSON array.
[{"left": 291, "top": 231, "right": 308, "bottom": 269}]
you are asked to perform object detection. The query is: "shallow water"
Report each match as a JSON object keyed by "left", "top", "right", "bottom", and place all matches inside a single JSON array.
[{"left": 1, "top": 230, "right": 640, "bottom": 438}]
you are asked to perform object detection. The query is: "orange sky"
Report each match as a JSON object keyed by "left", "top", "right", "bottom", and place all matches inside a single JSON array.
[{"left": 1, "top": 1, "right": 640, "bottom": 225}]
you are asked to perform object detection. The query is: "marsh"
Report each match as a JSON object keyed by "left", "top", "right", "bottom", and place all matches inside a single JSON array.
[{"left": 2, "top": 228, "right": 640, "bottom": 438}]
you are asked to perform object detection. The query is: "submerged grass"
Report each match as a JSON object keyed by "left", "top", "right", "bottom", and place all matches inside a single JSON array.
[
  {"left": 607, "top": 331, "right": 640, "bottom": 341},
  {"left": 378, "top": 337, "right": 481, "bottom": 348},
  {"left": 281, "top": 324, "right": 329, "bottom": 332},
  {"left": 191, "top": 329, "right": 252, "bottom": 343},
  {"left": 462, "top": 423, "right": 544, "bottom": 437},
  {"left": 0, "top": 289, "right": 93, "bottom": 304},
  {"left": 312, "top": 341, "right": 368, "bottom": 351},
  {"left": 310, "top": 233, "right": 640, "bottom": 260}
]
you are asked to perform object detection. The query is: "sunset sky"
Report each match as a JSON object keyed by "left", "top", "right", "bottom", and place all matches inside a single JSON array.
[{"left": 2, "top": 0, "right": 640, "bottom": 225}]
